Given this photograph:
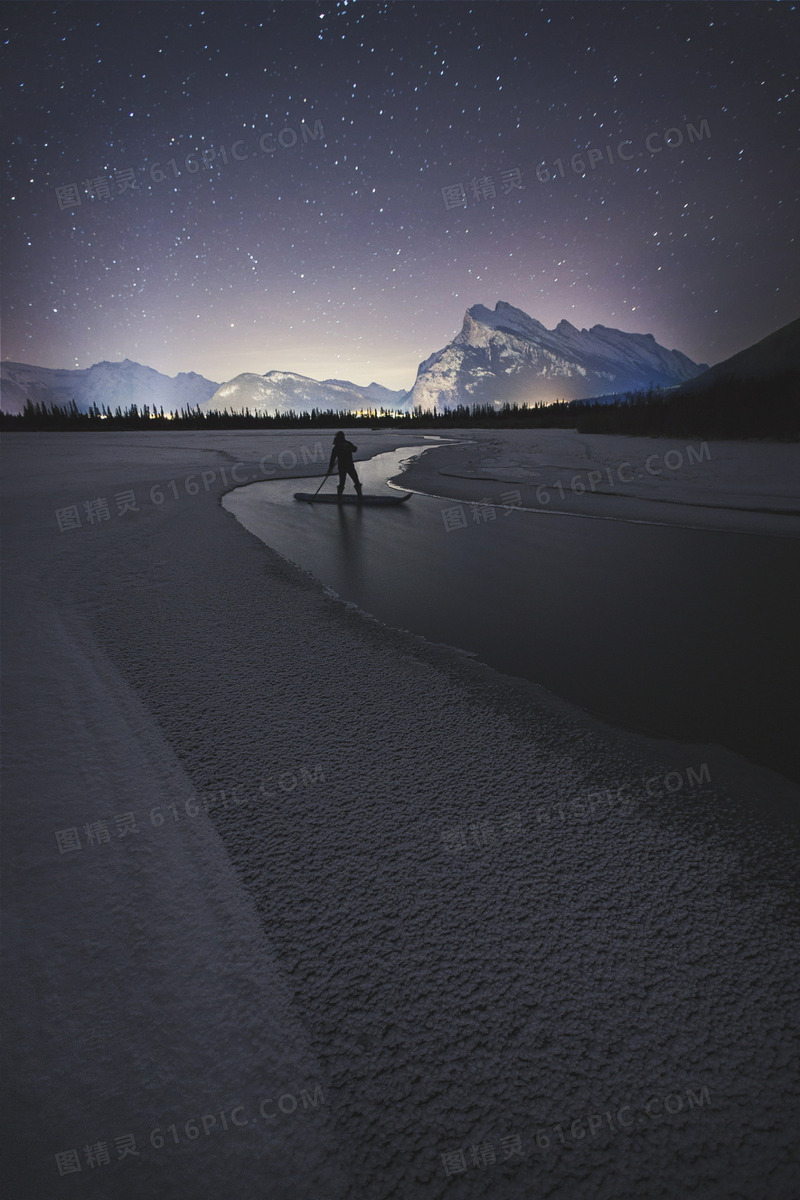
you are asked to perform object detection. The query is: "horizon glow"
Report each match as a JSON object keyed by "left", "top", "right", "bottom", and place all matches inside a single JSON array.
[{"left": 2, "top": 2, "right": 797, "bottom": 391}]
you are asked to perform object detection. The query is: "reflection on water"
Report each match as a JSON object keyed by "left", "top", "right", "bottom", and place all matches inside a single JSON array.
[
  {"left": 330, "top": 501, "right": 369, "bottom": 588},
  {"left": 222, "top": 445, "right": 423, "bottom": 600}
]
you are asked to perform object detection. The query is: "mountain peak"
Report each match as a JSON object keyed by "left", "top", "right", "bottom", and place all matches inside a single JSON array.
[
  {"left": 409, "top": 301, "right": 708, "bottom": 411},
  {"left": 207, "top": 370, "right": 408, "bottom": 415},
  {"left": 464, "top": 302, "right": 547, "bottom": 340}
]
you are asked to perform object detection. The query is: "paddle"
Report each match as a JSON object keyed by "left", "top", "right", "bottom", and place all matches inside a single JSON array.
[{"left": 313, "top": 472, "right": 331, "bottom": 497}]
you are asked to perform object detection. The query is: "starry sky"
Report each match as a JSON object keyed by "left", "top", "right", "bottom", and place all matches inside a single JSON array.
[{"left": 2, "top": 0, "right": 798, "bottom": 391}]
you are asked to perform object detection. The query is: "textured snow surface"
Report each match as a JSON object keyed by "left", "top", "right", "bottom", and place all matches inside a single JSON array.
[
  {"left": 2, "top": 431, "right": 799, "bottom": 1200},
  {"left": 395, "top": 428, "right": 800, "bottom": 536}
]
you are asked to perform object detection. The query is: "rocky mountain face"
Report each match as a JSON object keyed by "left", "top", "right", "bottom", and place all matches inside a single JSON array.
[{"left": 404, "top": 302, "right": 708, "bottom": 410}]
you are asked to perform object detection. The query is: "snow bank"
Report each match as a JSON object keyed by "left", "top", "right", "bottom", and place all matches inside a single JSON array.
[{"left": 394, "top": 428, "right": 800, "bottom": 537}]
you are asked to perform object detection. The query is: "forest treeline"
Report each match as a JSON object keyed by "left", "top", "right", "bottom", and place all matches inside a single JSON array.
[
  {"left": 0, "top": 397, "right": 575, "bottom": 431},
  {"left": 1, "top": 373, "right": 797, "bottom": 438},
  {"left": 571, "top": 373, "right": 799, "bottom": 439}
]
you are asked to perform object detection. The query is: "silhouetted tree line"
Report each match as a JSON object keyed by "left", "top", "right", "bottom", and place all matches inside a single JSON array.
[
  {"left": 570, "top": 373, "right": 799, "bottom": 440},
  {"left": 1, "top": 373, "right": 797, "bottom": 437},
  {"left": 0, "top": 397, "right": 574, "bottom": 431}
]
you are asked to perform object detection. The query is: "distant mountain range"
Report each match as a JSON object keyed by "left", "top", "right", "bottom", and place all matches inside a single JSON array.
[
  {"left": 405, "top": 302, "right": 708, "bottom": 410},
  {"left": 0, "top": 357, "right": 404, "bottom": 417},
  {"left": 205, "top": 371, "right": 406, "bottom": 415},
  {"left": 3, "top": 304, "right": 796, "bottom": 417},
  {"left": 0, "top": 358, "right": 219, "bottom": 416}
]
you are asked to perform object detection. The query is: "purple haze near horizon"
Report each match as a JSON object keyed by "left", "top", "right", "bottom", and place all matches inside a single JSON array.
[{"left": 1, "top": 1, "right": 797, "bottom": 391}]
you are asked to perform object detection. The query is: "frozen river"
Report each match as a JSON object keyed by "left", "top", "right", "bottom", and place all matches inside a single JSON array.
[{"left": 225, "top": 443, "right": 800, "bottom": 783}]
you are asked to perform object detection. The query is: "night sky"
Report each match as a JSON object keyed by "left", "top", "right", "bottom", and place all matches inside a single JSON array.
[{"left": 2, "top": 0, "right": 798, "bottom": 391}]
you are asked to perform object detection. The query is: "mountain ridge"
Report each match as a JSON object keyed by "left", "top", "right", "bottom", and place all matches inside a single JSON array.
[
  {"left": 676, "top": 315, "right": 800, "bottom": 392},
  {"left": 405, "top": 301, "right": 709, "bottom": 410},
  {"left": 0, "top": 358, "right": 220, "bottom": 416},
  {"left": 6, "top": 306, "right": 794, "bottom": 419},
  {"left": 205, "top": 370, "right": 407, "bottom": 415}
]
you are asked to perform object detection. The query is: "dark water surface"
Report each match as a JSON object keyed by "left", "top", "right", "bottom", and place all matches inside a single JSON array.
[{"left": 224, "top": 446, "right": 800, "bottom": 783}]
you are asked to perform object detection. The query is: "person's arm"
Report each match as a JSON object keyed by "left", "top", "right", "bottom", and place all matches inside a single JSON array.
[
  {"left": 327, "top": 447, "right": 337, "bottom": 473},
  {"left": 346, "top": 441, "right": 357, "bottom": 454}
]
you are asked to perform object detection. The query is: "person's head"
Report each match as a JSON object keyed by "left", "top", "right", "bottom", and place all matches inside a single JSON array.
[{"left": 334, "top": 431, "right": 345, "bottom": 441}]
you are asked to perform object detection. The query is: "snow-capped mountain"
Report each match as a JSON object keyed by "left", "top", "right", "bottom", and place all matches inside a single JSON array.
[
  {"left": 206, "top": 371, "right": 408, "bottom": 415},
  {"left": 677, "top": 315, "right": 800, "bottom": 391},
  {"left": 0, "top": 358, "right": 219, "bottom": 415},
  {"left": 2, "top": 302, "right": 721, "bottom": 419},
  {"left": 405, "top": 302, "right": 708, "bottom": 410}
]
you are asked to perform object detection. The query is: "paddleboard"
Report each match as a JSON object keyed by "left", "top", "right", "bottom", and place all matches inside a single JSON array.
[{"left": 294, "top": 492, "right": 412, "bottom": 506}]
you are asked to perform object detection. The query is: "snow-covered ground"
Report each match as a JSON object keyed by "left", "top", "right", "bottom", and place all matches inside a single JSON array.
[
  {"left": 395, "top": 428, "right": 800, "bottom": 536},
  {"left": 2, "top": 430, "right": 799, "bottom": 1200}
]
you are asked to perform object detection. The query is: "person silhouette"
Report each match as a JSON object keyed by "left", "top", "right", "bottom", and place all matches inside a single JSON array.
[{"left": 327, "top": 431, "right": 363, "bottom": 501}]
